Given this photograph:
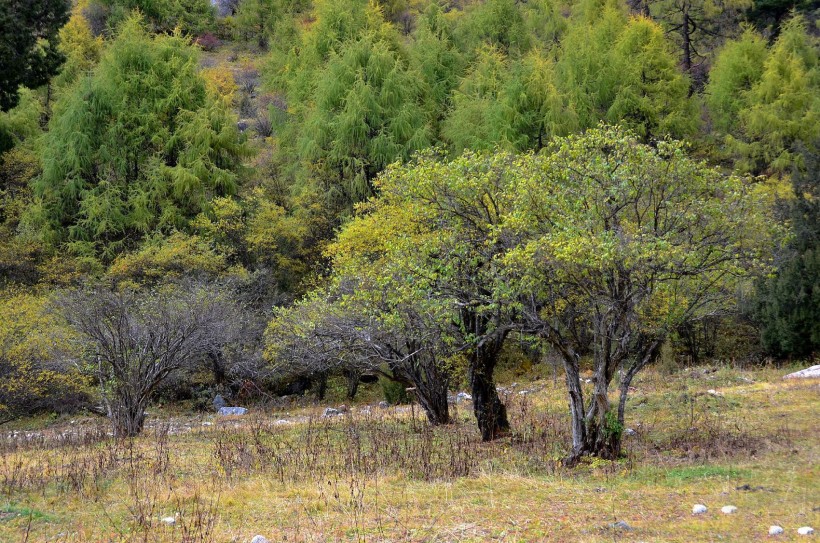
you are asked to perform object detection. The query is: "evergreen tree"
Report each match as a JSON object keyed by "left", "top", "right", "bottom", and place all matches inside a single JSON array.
[
  {"left": 0, "top": 0, "right": 70, "bottom": 111},
  {"left": 708, "top": 16, "right": 819, "bottom": 173},
  {"left": 31, "top": 16, "right": 248, "bottom": 261},
  {"left": 754, "top": 141, "right": 820, "bottom": 358}
]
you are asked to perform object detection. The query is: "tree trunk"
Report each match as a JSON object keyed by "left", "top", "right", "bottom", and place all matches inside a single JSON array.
[
  {"left": 561, "top": 353, "right": 586, "bottom": 459},
  {"left": 315, "top": 372, "right": 328, "bottom": 401},
  {"left": 344, "top": 370, "right": 360, "bottom": 400},
  {"left": 210, "top": 350, "right": 227, "bottom": 385},
  {"left": 110, "top": 395, "right": 147, "bottom": 438},
  {"left": 468, "top": 338, "right": 510, "bottom": 441},
  {"left": 681, "top": 5, "right": 693, "bottom": 76},
  {"left": 415, "top": 385, "right": 450, "bottom": 425}
]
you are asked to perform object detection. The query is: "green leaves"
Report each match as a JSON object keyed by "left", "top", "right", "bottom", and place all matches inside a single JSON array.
[
  {"left": 33, "top": 16, "right": 248, "bottom": 260},
  {"left": 707, "top": 16, "right": 819, "bottom": 174}
]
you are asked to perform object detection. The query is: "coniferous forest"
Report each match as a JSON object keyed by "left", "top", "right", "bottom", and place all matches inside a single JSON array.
[{"left": 0, "top": 0, "right": 818, "bottom": 541}]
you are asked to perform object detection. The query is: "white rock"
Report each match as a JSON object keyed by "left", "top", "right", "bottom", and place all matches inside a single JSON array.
[
  {"left": 250, "top": 536, "right": 270, "bottom": 543},
  {"left": 202, "top": 421, "right": 213, "bottom": 426},
  {"left": 274, "top": 419, "right": 292, "bottom": 425},
  {"left": 455, "top": 392, "right": 472, "bottom": 403},
  {"left": 160, "top": 515, "right": 177, "bottom": 525},
  {"left": 692, "top": 504, "right": 708, "bottom": 514},
  {"left": 721, "top": 505, "right": 738, "bottom": 514},
  {"left": 707, "top": 389, "right": 723, "bottom": 396},
  {"left": 784, "top": 364, "right": 820, "bottom": 379},
  {"left": 797, "top": 527, "right": 814, "bottom": 536},
  {"left": 769, "top": 525, "right": 784, "bottom": 536}
]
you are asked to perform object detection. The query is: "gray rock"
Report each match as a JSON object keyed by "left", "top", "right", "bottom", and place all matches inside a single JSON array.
[
  {"left": 456, "top": 392, "right": 472, "bottom": 403},
  {"left": 378, "top": 401, "right": 390, "bottom": 409},
  {"left": 784, "top": 365, "right": 820, "bottom": 379},
  {"left": 250, "top": 536, "right": 270, "bottom": 543},
  {"left": 217, "top": 407, "right": 247, "bottom": 416},
  {"left": 692, "top": 504, "right": 708, "bottom": 515},
  {"left": 213, "top": 394, "right": 226, "bottom": 410},
  {"left": 769, "top": 526, "right": 784, "bottom": 536},
  {"left": 624, "top": 428, "right": 636, "bottom": 436},
  {"left": 323, "top": 407, "right": 341, "bottom": 417},
  {"left": 609, "top": 521, "right": 632, "bottom": 531}
]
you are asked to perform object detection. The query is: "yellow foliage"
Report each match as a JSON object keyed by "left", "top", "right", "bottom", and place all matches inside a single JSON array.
[
  {"left": 107, "top": 232, "right": 232, "bottom": 285},
  {"left": 0, "top": 290, "right": 85, "bottom": 419},
  {"left": 201, "top": 66, "right": 239, "bottom": 106},
  {"left": 56, "top": 0, "right": 103, "bottom": 89}
]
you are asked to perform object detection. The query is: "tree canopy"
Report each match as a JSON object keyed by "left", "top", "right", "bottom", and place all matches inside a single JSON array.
[{"left": 31, "top": 16, "right": 249, "bottom": 261}]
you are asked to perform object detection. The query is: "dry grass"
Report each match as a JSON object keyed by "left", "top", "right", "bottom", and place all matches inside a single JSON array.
[{"left": 1, "top": 365, "right": 818, "bottom": 542}]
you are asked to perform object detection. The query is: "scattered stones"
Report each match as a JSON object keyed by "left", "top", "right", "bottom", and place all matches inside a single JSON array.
[
  {"left": 217, "top": 407, "right": 247, "bottom": 416},
  {"left": 456, "top": 392, "right": 472, "bottom": 403},
  {"left": 378, "top": 401, "right": 390, "bottom": 409},
  {"left": 213, "top": 394, "right": 226, "bottom": 410},
  {"left": 610, "top": 520, "right": 633, "bottom": 531},
  {"left": 692, "top": 504, "right": 708, "bottom": 515},
  {"left": 769, "top": 525, "right": 784, "bottom": 536},
  {"left": 721, "top": 505, "right": 738, "bottom": 514},
  {"left": 783, "top": 365, "right": 820, "bottom": 379},
  {"left": 323, "top": 407, "right": 341, "bottom": 417},
  {"left": 797, "top": 527, "right": 815, "bottom": 536},
  {"left": 250, "top": 536, "right": 270, "bottom": 543}
]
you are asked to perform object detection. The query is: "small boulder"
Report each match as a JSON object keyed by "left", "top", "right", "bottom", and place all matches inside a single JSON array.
[
  {"left": 609, "top": 520, "right": 632, "bottom": 531},
  {"left": 160, "top": 514, "right": 177, "bottom": 525},
  {"left": 213, "top": 394, "right": 226, "bottom": 410},
  {"left": 218, "top": 407, "right": 247, "bottom": 416},
  {"left": 250, "top": 536, "right": 270, "bottom": 543},
  {"left": 323, "top": 407, "right": 341, "bottom": 417},
  {"left": 692, "top": 504, "right": 708, "bottom": 515},
  {"left": 769, "top": 525, "right": 784, "bottom": 536},
  {"left": 456, "top": 392, "right": 472, "bottom": 403},
  {"left": 784, "top": 365, "right": 820, "bottom": 379},
  {"left": 202, "top": 421, "right": 213, "bottom": 427},
  {"left": 378, "top": 401, "right": 390, "bottom": 409},
  {"left": 721, "top": 505, "right": 738, "bottom": 514},
  {"left": 624, "top": 428, "right": 636, "bottom": 437},
  {"left": 797, "top": 527, "right": 814, "bottom": 536}
]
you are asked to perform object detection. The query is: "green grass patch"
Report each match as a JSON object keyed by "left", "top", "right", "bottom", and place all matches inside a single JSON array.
[
  {"left": 0, "top": 503, "right": 53, "bottom": 522},
  {"left": 629, "top": 465, "right": 752, "bottom": 486}
]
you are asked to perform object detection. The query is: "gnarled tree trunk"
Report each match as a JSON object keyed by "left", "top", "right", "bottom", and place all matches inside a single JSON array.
[{"left": 468, "top": 336, "right": 510, "bottom": 441}]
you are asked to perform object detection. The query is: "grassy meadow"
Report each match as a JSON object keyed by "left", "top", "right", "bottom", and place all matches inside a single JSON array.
[{"left": 1, "top": 364, "right": 817, "bottom": 542}]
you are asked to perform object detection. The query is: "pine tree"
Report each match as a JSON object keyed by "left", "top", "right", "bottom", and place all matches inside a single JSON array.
[{"left": 31, "top": 16, "right": 248, "bottom": 261}]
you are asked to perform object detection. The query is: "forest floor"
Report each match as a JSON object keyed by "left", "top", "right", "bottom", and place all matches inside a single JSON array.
[{"left": 1, "top": 363, "right": 818, "bottom": 542}]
